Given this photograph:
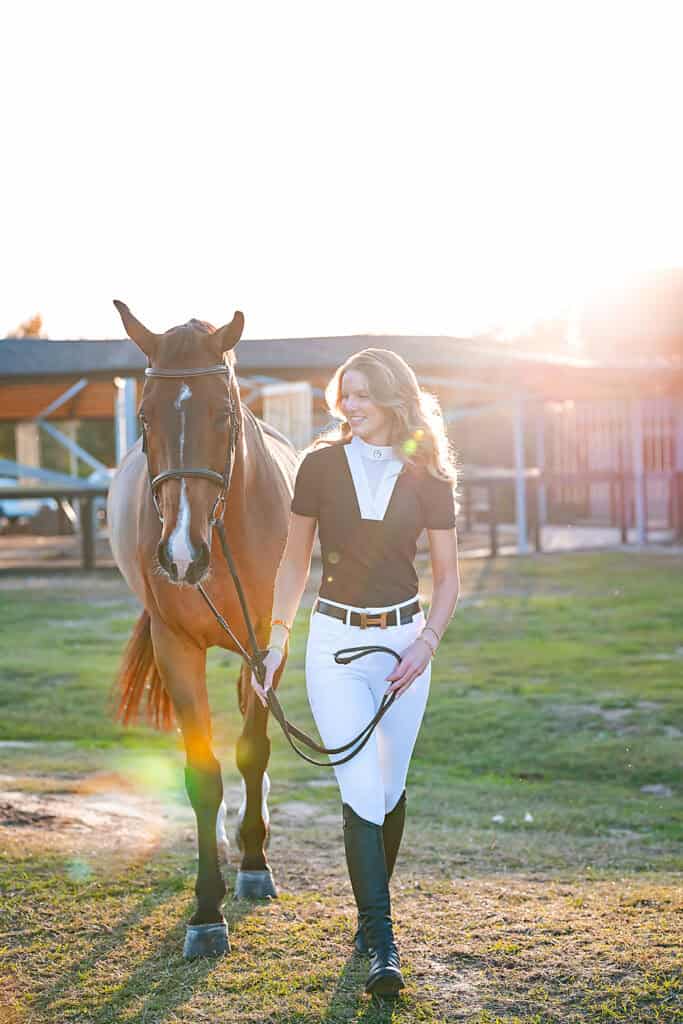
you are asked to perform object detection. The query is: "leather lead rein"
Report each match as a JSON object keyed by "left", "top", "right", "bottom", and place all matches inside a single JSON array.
[{"left": 207, "top": 519, "right": 402, "bottom": 768}]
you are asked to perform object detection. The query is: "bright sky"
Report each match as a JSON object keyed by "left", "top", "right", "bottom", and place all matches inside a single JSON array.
[{"left": 2, "top": 1, "right": 682, "bottom": 344}]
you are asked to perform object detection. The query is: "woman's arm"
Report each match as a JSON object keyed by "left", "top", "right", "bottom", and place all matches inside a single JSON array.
[
  {"left": 385, "top": 526, "right": 460, "bottom": 696},
  {"left": 268, "top": 512, "right": 318, "bottom": 644},
  {"left": 422, "top": 525, "right": 460, "bottom": 641},
  {"left": 251, "top": 511, "right": 318, "bottom": 705}
]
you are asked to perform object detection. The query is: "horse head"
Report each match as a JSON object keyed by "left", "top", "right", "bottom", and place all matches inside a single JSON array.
[{"left": 114, "top": 300, "right": 244, "bottom": 584}]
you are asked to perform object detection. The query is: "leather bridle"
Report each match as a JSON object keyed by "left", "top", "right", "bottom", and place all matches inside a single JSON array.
[
  {"left": 141, "top": 363, "right": 239, "bottom": 529},
  {"left": 140, "top": 361, "right": 401, "bottom": 767}
]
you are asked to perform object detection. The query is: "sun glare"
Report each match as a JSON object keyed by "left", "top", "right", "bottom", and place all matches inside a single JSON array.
[{"left": 1, "top": 1, "right": 681, "bottom": 347}]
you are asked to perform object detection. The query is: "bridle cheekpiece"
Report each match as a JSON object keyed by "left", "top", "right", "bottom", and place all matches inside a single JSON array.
[{"left": 141, "top": 362, "right": 240, "bottom": 527}]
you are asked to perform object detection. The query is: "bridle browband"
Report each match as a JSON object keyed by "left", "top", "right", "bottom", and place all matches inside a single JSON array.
[
  {"left": 142, "top": 363, "right": 239, "bottom": 526},
  {"left": 140, "top": 360, "right": 401, "bottom": 767},
  {"left": 145, "top": 365, "right": 230, "bottom": 378}
]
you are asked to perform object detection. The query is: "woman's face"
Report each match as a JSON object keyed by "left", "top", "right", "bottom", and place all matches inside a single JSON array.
[{"left": 340, "top": 369, "right": 392, "bottom": 445}]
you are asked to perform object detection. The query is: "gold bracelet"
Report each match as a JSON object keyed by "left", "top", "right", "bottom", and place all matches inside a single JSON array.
[
  {"left": 417, "top": 634, "right": 436, "bottom": 657},
  {"left": 271, "top": 618, "right": 292, "bottom": 633},
  {"left": 422, "top": 625, "right": 441, "bottom": 645}
]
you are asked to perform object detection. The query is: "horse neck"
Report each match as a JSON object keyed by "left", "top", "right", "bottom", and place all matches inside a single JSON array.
[{"left": 223, "top": 406, "right": 259, "bottom": 522}]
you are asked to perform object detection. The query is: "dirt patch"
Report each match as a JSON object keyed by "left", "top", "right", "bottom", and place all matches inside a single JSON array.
[
  {"left": 0, "top": 801, "right": 62, "bottom": 828},
  {"left": 551, "top": 701, "right": 681, "bottom": 742},
  {"left": 0, "top": 774, "right": 345, "bottom": 875},
  {"left": 551, "top": 702, "right": 660, "bottom": 730},
  {"left": 271, "top": 800, "right": 339, "bottom": 826},
  {"left": 0, "top": 776, "right": 190, "bottom": 862}
]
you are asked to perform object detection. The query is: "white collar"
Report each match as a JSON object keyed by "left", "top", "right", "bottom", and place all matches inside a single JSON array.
[
  {"left": 352, "top": 434, "right": 395, "bottom": 462},
  {"left": 344, "top": 436, "right": 403, "bottom": 520}
]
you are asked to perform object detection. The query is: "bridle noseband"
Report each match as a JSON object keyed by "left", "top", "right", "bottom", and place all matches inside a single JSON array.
[{"left": 141, "top": 363, "right": 240, "bottom": 527}]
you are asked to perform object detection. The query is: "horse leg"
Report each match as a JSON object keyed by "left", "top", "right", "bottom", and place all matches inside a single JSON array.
[
  {"left": 150, "top": 616, "right": 229, "bottom": 958},
  {"left": 233, "top": 658, "right": 281, "bottom": 900}
]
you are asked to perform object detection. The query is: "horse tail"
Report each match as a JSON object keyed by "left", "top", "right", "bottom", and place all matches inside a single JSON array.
[{"left": 115, "top": 610, "right": 174, "bottom": 731}]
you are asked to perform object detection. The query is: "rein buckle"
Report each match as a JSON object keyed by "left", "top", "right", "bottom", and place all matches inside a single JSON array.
[
  {"left": 211, "top": 493, "right": 227, "bottom": 526},
  {"left": 360, "top": 612, "right": 388, "bottom": 629}
]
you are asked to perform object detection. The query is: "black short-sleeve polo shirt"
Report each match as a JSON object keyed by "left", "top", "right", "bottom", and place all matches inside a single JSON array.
[{"left": 291, "top": 441, "right": 456, "bottom": 607}]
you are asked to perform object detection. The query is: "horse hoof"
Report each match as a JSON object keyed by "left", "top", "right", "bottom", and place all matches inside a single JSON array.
[
  {"left": 182, "top": 921, "right": 230, "bottom": 959},
  {"left": 234, "top": 868, "right": 278, "bottom": 900}
]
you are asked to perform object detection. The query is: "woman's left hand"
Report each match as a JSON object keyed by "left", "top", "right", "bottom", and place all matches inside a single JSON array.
[{"left": 384, "top": 638, "right": 432, "bottom": 698}]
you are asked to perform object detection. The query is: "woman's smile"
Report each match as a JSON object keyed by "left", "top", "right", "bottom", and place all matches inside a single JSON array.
[{"left": 341, "top": 369, "right": 392, "bottom": 445}]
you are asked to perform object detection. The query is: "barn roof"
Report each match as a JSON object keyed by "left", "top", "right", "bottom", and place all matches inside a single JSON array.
[
  {"left": 1, "top": 335, "right": 681, "bottom": 409},
  {"left": 1, "top": 333, "right": 680, "bottom": 377}
]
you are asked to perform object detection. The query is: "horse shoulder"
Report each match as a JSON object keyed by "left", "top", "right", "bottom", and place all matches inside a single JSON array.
[{"left": 107, "top": 439, "right": 149, "bottom": 601}]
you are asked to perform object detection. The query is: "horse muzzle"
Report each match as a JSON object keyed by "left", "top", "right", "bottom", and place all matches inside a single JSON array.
[{"left": 157, "top": 538, "right": 211, "bottom": 585}]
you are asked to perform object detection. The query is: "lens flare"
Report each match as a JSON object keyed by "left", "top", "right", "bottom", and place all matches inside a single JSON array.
[
  {"left": 107, "top": 750, "right": 185, "bottom": 806},
  {"left": 66, "top": 858, "right": 92, "bottom": 883}
]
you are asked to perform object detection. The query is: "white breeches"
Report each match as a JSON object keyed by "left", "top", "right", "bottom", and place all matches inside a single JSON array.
[{"left": 305, "top": 597, "right": 431, "bottom": 826}]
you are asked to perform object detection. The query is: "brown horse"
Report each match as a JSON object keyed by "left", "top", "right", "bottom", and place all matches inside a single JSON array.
[{"left": 107, "top": 301, "right": 297, "bottom": 957}]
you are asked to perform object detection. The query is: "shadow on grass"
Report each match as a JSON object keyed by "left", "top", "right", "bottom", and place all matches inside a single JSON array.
[
  {"left": 321, "top": 951, "right": 407, "bottom": 1024},
  {"left": 256, "top": 950, "right": 407, "bottom": 1024},
  {"left": 33, "top": 890, "right": 258, "bottom": 1024}
]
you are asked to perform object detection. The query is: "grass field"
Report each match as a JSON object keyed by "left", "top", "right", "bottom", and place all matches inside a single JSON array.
[{"left": 0, "top": 551, "right": 681, "bottom": 1023}]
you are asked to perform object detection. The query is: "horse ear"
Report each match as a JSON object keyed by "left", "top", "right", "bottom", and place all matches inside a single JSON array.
[
  {"left": 113, "top": 300, "right": 159, "bottom": 359},
  {"left": 213, "top": 311, "right": 245, "bottom": 355}
]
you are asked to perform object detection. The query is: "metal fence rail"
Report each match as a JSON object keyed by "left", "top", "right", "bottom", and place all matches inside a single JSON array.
[{"left": 0, "top": 484, "right": 109, "bottom": 570}]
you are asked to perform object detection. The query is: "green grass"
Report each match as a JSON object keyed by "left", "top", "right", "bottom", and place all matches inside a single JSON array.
[{"left": 0, "top": 551, "right": 682, "bottom": 1022}]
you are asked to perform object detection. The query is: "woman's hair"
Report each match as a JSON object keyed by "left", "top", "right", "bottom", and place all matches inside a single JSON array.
[{"left": 309, "top": 347, "right": 459, "bottom": 501}]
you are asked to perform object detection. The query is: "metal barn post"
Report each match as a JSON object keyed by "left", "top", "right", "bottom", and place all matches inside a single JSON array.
[
  {"left": 79, "top": 497, "right": 97, "bottom": 570},
  {"left": 14, "top": 423, "right": 41, "bottom": 485},
  {"left": 535, "top": 401, "right": 547, "bottom": 526},
  {"left": 514, "top": 395, "right": 529, "bottom": 553},
  {"left": 630, "top": 398, "right": 647, "bottom": 544},
  {"left": 675, "top": 399, "right": 683, "bottom": 539},
  {"left": 62, "top": 422, "right": 79, "bottom": 477},
  {"left": 115, "top": 377, "right": 138, "bottom": 464}
]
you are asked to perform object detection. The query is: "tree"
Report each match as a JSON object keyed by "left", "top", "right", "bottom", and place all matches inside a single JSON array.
[{"left": 11, "top": 313, "right": 45, "bottom": 338}]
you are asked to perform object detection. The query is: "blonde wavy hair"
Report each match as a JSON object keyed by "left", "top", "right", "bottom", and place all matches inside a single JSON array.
[{"left": 310, "top": 347, "right": 459, "bottom": 504}]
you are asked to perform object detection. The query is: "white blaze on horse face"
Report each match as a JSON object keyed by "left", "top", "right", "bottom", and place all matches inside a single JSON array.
[{"left": 169, "top": 384, "right": 194, "bottom": 579}]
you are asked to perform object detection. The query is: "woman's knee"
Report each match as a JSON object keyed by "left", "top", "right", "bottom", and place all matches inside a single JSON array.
[
  {"left": 336, "top": 775, "right": 385, "bottom": 825},
  {"left": 343, "top": 797, "right": 385, "bottom": 826}
]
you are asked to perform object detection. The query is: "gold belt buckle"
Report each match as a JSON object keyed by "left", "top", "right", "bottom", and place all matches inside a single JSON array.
[{"left": 359, "top": 611, "right": 388, "bottom": 629}]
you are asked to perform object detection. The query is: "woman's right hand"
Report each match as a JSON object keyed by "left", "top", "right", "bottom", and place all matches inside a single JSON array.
[{"left": 251, "top": 647, "right": 285, "bottom": 708}]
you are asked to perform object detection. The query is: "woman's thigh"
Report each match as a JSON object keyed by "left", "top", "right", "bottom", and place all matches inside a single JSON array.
[
  {"left": 375, "top": 660, "right": 430, "bottom": 813},
  {"left": 305, "top": 611, "right": 386, "bottom": 824},
  {"left": 366, "top": 614, "right": 431, "bottom": 813}
]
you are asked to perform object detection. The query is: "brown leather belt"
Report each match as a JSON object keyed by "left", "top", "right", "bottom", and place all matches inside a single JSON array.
[{"left": 315, "top": 598, "right": 421, "bottom": 629}]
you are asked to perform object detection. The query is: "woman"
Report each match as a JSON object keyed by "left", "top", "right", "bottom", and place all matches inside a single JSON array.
[{"left": 251, "top": 347, "right": 460, "bottom": 997}]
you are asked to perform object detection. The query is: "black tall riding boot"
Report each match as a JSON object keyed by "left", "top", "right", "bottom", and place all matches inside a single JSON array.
[
  {"left": 343, "top": 802, "right": 405, "bottom": 996},
  {"left": 354, "top": 789, "right": 406, "bottom": 954}
]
